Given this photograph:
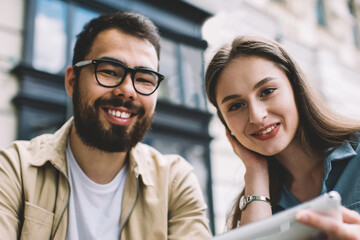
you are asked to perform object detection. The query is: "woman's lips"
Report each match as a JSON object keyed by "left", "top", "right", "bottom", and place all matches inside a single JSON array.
[{"left": 251, "top": 123, "right": 280, "bottom": 141}]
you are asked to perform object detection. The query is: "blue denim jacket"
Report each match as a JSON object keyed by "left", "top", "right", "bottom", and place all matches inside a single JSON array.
[{"left": 275, "top": 138, "right": 360, "bottom": 213}]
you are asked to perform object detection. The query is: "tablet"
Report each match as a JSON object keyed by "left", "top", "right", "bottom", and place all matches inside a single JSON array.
[{"left": 211, "top": 191, "right": 342, "bottom": 240}]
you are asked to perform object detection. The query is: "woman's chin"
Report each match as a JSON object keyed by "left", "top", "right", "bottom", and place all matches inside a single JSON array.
[{"left": 252, "top": 147, "right": 283, "bottom": 157}]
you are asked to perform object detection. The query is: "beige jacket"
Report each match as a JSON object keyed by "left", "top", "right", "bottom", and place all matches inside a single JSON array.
[{"left": 0, "top": 118, "right": 212, "bottom": 240}]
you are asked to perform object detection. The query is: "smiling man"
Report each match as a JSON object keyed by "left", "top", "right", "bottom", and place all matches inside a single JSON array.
[{"left": 0, "top": 12, "right": 211, "bottom": 239}]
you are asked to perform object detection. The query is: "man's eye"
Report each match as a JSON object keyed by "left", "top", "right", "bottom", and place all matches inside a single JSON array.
[
  {"left": 136, "top": 78, "right": 156, "bottom": 86},
  {"left": 260, "top": 88, "right": 276, "bottom": 97},
  {"left": 98, "top": 70, "right": 117, "bottom": 77}
]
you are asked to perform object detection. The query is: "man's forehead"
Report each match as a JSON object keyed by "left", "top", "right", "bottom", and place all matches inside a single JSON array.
[
  {"left": 92, "top": 28, "right": 154, "bottom": 51},
  {"left": 87, "top": 28, "right": 159, "bottom": 70}
]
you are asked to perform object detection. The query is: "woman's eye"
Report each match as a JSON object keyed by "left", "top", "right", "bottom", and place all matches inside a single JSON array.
[
  {"left": 228, "top": 102, "right": 244, "bottom": 111},
  {"left": 260, "top": 88, "right": 276, "bottom": 97}
]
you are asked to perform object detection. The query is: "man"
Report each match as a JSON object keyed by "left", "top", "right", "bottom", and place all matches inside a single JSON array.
[{"left": 0, "top": 12, "right": 211, "bottom": 239}]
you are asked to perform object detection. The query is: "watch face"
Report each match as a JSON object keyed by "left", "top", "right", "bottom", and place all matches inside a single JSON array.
[{"left": 239, "top": 195, "right": 246, "bottom": 211}]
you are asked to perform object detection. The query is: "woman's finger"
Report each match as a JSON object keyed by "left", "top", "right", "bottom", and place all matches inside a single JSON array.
[
  {"left": 296, "top": 209, "right": 360, "bottom": 240},
  {"left": 341, "top": 206, "right": 360, "bottom": 224}
]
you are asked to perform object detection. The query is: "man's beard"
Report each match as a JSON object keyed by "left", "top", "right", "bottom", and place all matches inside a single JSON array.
[{"left": 72, "top": 81, "right": 154, "bottom": 152}]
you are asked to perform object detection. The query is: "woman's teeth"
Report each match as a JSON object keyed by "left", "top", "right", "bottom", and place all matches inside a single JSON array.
[
  {"left": 108, "top": 109, "right": 131, "bottom": 119},
  {"left": 255, "top": 124, "right": 277, "bottom": 135}
]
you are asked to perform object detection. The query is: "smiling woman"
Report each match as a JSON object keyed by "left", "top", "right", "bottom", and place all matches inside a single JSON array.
[
  {"left": 216, "top": 56, "right": 299, "bottom": 156},
  {"left": 205, "top": 36, "right": 360, "bottom": 239}
]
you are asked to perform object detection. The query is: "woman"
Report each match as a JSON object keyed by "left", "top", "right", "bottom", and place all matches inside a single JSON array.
[{"left": 205, "top": 36, "right": 360, "bottom": 239}]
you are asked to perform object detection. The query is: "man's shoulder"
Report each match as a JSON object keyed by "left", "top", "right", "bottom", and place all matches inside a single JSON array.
[
  {"left": 132, "top": 143, "right": 193, "bottom": 170},
  {"left": 0, "top": 118, "right": 72, "bottom": 166},
  {"left": 1, "top": 133, "right": 54, "bottom": 156}
]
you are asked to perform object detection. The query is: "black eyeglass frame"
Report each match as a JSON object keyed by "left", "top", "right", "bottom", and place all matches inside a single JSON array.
[{"left": 73, "top": 58, "right": 165, "bottom": 96}]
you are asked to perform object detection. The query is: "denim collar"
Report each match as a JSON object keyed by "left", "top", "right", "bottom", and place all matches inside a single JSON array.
[{"left": 277, "top": 142, "right": 357, "bottom": 210}]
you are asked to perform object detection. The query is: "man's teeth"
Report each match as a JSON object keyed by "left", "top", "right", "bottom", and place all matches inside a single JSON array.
[
  {"left": 255, "top": 124, "right": 277, "bottom": 135},
  {"left": 108, "top": 109, "right": 131, "bottom": 119}
]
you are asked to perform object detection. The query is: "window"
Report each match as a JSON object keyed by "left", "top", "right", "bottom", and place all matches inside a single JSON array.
[
  {"left": 316, "top": 0, "right": 327, "bottom": 27},
  {"left": 32, "top": 0, "right": 99, "bottom": 74},
  {"left": 272, "top": 0, "right": 286, "bottom": 4},
  {"left": 348, "top": 0, "right": 360, "bottom": 48},
  {"left": 70, "top": 7, "right": 99, "bottom": 61},
  {"left": 158, "top": 39, "right": 206, "bottom": 110},
  {"left": 180, "top": 44, "right": 206, "bottom": 109},
  {"left": 33, "top": 0, "right": 67, "bottom": 73},
  {"left": 158, "top": 38, "right": 183, "bottom": 104}
]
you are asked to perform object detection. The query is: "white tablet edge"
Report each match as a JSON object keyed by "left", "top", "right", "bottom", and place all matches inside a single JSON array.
[{"left": 211, "top": 191, "right": 342, "bottom": 240}]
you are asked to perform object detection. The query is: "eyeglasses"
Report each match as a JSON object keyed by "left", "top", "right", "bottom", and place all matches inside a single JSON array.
[{"left": 73, "top": 58, "right": 165, "bottom": 96}]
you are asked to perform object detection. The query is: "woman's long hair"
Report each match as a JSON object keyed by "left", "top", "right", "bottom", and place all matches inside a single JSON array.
[{"left": 204, "top": 36, "right": 360, "bottom": 229}]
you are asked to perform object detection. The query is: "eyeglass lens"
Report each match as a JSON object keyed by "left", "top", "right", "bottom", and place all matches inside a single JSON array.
[{"left": 95, "top": 61, "right": 159, "bottom": 94}]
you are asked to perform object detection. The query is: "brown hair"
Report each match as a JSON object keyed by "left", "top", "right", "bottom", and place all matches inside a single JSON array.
[
  {"left": 205, "top": 36, "right": 360, "bottom": 228},
  {"left": 73, "top": 11, "right": 160, "bottom": 66}
]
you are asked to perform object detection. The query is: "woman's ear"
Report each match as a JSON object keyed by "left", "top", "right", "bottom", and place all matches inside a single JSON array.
[{"left": 65, "top": 66, "right": 76, "bottom": 98}]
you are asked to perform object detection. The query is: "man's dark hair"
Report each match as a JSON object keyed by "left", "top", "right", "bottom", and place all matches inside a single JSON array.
[{"left": 72, "top": 11, "right": 161, "bottom": 67}]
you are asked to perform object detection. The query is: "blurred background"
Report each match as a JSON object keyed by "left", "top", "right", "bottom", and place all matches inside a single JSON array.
[{"left": 1, "top": 0, "right": 360, "bottom": 235}]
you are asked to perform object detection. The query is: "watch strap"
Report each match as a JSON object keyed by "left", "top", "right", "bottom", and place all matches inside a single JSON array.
[{"left": 239, "top": 195, "right": 271, "bottom": 211}]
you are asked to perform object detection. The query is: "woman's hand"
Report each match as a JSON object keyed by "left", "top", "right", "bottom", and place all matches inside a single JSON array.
[
  {"left": 225, "top": 130, "right": 267, "bottom": 171},
  {"left": 225, "top": 129, "right": 272, "bottom": 225},
  {"left": 296, "top": 206, "right": 360, "bottom": 240}
]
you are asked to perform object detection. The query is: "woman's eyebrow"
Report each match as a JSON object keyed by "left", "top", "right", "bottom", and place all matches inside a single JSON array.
[
  {"left": 253, "top": 77, "right": 275, "bottom": 90},
  {"left": 221, "top": 94, "right": 241, "bottom": 105}
]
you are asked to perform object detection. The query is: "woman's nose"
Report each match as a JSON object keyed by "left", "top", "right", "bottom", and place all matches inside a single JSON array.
[{"left": 248, "top": 102, "right": 267, "bottom": 125}]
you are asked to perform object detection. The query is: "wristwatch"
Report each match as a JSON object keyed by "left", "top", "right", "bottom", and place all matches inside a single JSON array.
[{"left": 239, "top": 195, "right": 271, "bottom": 211}]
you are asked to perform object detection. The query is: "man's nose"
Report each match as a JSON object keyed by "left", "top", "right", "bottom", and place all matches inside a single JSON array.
[{"left": 112, "top": 74, "right": 136, "bottom": 100}]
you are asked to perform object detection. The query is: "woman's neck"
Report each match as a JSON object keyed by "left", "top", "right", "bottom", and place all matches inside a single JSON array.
[{"left": 274, "top": 138, "right": 324, "bottom": 202}]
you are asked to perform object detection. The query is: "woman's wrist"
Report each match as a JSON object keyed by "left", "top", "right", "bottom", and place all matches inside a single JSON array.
[
  {"left": 239, "top": 195, "right": 271, "bottom": 210},
  {"left": 244, "top": 169, "right": 270, "bottom": 197}
]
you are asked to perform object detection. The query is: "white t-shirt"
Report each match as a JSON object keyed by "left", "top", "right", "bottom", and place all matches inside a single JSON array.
[{"left": 65, "top": 142, "right": 128, "bottom": 240}]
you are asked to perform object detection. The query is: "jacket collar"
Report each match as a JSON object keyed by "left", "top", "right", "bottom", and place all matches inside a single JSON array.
[
  {"left": 128, "top": 143, "right": 155, "bottom": 187},
  {"left": 28, "top": 117, "right": 73, "bottom": 175},
  {"left": 323, "top": 142, "right": 357, "bottom": 181},
  {"left": 277, "top": 141, "right": 357, "bottom": 211}
]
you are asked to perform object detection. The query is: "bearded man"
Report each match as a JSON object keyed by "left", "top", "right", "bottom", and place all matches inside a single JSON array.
[{"left": 0, "top": 12, "right": 211, "bottom": 240}]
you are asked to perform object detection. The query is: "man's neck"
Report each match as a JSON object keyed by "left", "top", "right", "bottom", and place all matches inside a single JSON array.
[{"left": 68, "top": 125, "right": 128, "bottom": 184}]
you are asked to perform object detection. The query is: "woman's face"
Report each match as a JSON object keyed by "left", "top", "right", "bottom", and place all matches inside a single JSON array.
[{"left": 216, "top": 56, "right": 299, "bottom": 156}]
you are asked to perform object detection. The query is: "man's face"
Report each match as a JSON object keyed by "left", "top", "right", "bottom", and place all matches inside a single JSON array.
[{"left": 71, "top": 28, "right": 159, "bottom": 152}]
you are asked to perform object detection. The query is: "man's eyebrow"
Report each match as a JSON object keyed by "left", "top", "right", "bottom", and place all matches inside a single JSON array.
[
  {"left": 220, "top": 77, "right": 276, "bottom": 105},
  {"left": 98, "top": 56, "right": 154, "bottom": 70},
  {"left": 98, "top": 56, "right": 125, "bottom": 65}
]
